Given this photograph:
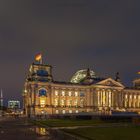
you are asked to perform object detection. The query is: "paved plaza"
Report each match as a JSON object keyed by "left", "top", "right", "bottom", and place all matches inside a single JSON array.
[{"left": 0, "top": 117, "right": 52, "bottom": 140}]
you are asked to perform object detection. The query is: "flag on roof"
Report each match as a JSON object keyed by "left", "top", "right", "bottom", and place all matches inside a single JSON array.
[{"left": 35, "top": 53, "right": 42, "bottom": 61}]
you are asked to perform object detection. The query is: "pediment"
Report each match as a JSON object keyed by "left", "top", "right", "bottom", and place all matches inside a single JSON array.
[{"left": 96, "top": 78, "right": 125, "bottom": 88}]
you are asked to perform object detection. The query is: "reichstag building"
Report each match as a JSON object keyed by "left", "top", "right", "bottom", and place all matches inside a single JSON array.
[{"left": 23, "top": 62, "right": 140, "bottom": 116}]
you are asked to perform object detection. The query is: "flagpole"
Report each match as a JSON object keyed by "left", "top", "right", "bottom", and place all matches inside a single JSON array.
[{"left": 40, "top": 54, "right": 43, "bottom": 65}]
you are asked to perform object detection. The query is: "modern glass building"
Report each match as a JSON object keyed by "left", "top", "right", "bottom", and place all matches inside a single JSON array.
[{"left": 8, "top": 100, "right": 20, "bottom": 109}]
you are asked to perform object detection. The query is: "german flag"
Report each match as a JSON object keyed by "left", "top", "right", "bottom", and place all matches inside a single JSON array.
[{"left": 35, "top": 53, "right": 42, "bottom": 61}]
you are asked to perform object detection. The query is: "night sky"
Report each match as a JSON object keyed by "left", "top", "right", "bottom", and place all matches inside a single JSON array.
[{"left": 0, "top": 0, "right": 140, "bottom": 106}]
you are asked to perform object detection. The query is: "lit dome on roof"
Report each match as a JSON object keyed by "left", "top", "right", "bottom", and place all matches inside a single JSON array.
[{"left": 70, "top": 69, "right": 97, "bottom": 84}]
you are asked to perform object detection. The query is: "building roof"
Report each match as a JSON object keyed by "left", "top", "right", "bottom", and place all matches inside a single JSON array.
[{"left": 70, "top": 69, "right": 98, "bottom": 84}]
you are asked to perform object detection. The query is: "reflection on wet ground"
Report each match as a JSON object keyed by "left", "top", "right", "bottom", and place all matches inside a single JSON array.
[
  {"left": 0, "top": 118, "right": 53, "bottom": 140},
  {"left": 0, "top": 117, "right": 78, "bottom": 140},
  {"left": 30, "top": 127, "right": 50, "bottom": 136}
]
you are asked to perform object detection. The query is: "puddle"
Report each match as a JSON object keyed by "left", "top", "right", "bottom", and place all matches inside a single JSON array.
[{"left": 30, "top": 127, "right": 50, "bottom": 136}]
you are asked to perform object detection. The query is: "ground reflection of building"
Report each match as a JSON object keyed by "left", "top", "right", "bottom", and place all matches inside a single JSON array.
[{"left": 23, "top": 62, "right": 140, "bottom": 117}]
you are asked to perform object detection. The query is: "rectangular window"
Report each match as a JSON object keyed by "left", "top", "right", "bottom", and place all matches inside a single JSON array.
[
  {"left": 62, "top": 110, "right": 65, "bottom": 114},
  {"left": 80, "top": 99, "right": 84, "bottom": 107},
  {"left": 55, "top": 91, "right": 58, "bottom": 96},
  {"left": 125, "top": 95, "right": 128, "bottom": 99},
  {"left": 80, "top": 92, "right": 85, "bottom": 97},
  {"left": 76, "top": 110, "right": 79, "bottom": 113},
  {"left": 54, "top": 99, "right": 58, "bottom": 106},
  {"left": 75, "top": 92, "right": 78, "bottom": 96},
  {"left": 69, "top": 110, "right": 72, "bottom": 113},
  {"left": 69, "top": 91, "right": 72, "bottom": 96},
  {"left": 74, "top": 99, "right": 78, "bottom": 106},
  {"left": 61, "top": 100, "right": 65, "bottom": 106},
  {"left": 62, "top": 91, "right": 65, "bottom": 96},
  {"left": 67, "top": 100, "right": 72, "bottom": 106},
  {"left": 40, "top": 99, "right": 46, "bottom": 108},
  {"left": 56, "top": 110, "right": 59, "bottom": 114}
]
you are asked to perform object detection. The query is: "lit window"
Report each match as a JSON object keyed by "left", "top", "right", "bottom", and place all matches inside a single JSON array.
[
  {"left": 125, "top": 95, "right": 128, "bottom": 99},
  {"left": 67, "top": 100, "right": 72, "bottom": 106},
  {"left": 54, "top": 99, "right": 58, "bottom": 106},
  {"left": 62, "top": 91, "right": 65, "bottom": 96},
  {"left": 62, "top": 110, "right": 65, "bottom": 114},
  {"left": 134, "top": 95, "right": 137, "bottom": 99},
  {"left": 69, "top": 110, "right": 72, "bottom": 113},
  {"left": 76, "top": 110, "right": 79, "bottom": 113},
  {"left": 55, "top": 91, "right": 58, "bottom": 96},
  {"left": 129, "top": 95, "right": 132, "bottom": 99},
  {"left": 80, "top": 99, "right": 84, "bottom": 107},
  {"left": 139, "top": 95, "right": 140, "bottom": 99},
  {"left": 61, "top": 100, "right": 65, "bottom": 106},
  {"left": 41, "top": 110, "right": 45, "bottom": 114},
  {"left": 69, "top": 91, "right": 72, "bottom": 96},
  {"left": 56, "top": 110, "right": 59, "bottom": 114},
  {"left": 74, "top": 100, "right": 78, "bottom": 106},
  {"left": 40, "top": 99, "right": 46, "bottom": 107},
  {"left": 75, "top": 92, "right": 78, "bottom": 96}
]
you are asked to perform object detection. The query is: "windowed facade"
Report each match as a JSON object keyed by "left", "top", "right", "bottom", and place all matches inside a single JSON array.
[{"left": 24, "top": 63, "right": 140, "bottom": 116}]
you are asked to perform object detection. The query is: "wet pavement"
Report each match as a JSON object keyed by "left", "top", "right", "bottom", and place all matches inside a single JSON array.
[{"left": 0, "top": 117, "right": 52, "bottom": 140}]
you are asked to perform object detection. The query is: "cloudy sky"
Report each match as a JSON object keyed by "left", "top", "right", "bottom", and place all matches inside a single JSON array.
[{"left": 0, "top": 0, "right": 140, "bottom": 105}]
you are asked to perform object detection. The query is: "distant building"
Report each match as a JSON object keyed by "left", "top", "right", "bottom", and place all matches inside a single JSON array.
[
  {"left": 8, "top": 100, "right": 20, "bottom": 109},
  {"left": 23, "top": 60, "right": 140, "bottom": 117},
  {"left": 0, "top": 89, "right": 3, "bottom": 107}
]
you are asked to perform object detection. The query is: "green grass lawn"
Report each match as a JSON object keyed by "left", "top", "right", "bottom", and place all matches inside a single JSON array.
[
  {"left": 32, "top": 119, "right": 107, "bottom": 127},
  {"left": 63, "top": 126, "right": 140, "bottom": 140},
  {"left": 32, "top": 119, "right": 130, "bottom": 127}
]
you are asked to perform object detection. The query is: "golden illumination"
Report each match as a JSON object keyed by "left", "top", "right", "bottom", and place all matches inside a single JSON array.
[
  {"left": 75, "top": 92, "right": 78, "bottom": 96},
  {"left": 68, "top": 91, "right": 72, "bottom": 96},
  {"left": 54, "top": 99, "right": 58, "bottom": 106},
  {"left": 35, "top": 53, "right": 42, "bottom": 61},
  {"left": 40, "top": 98, "right": 46, "bottom": 108},
  {"left": 62, "top": 91, "right": 65, "bottom": 96},
  {"left": 55, "top": 91, "right": 58, "bottom": 96}
]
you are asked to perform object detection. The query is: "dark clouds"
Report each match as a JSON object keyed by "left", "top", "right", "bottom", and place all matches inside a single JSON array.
[{"left": 0, "top": 0, "right": 140, "bottom": 105}]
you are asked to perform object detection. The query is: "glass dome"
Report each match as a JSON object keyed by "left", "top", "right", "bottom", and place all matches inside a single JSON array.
[{"left": 70, "top": 69, "right": 97, "bottom": 83}]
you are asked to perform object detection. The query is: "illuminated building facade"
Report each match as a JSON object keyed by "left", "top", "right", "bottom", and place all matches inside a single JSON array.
[{"left": 23, "top": 62, "right": 140, "bottom": 117}]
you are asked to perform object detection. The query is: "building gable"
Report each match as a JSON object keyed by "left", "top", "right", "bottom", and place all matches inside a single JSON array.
[{"left": 95, "top": 78, "right": 125, "bottom": 88}]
